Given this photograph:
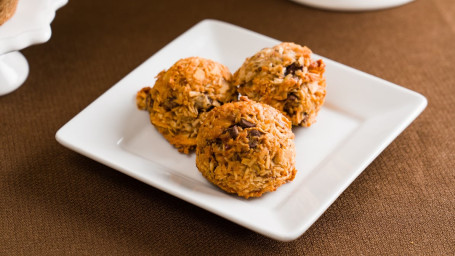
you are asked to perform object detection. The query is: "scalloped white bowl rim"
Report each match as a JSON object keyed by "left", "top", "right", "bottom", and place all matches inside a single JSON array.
[{"left": 0, "top": 0, "right": 68, "bottom": 54}]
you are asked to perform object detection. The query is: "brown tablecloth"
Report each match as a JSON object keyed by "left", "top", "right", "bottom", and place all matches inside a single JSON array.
[{"left": 1, "top": 0, "right": 454, "bottom": 254}]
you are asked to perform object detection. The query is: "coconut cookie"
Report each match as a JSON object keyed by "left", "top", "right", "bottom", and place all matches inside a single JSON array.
[
  {"left": 233, "top": 42, "right": 326, "bottom": 127},
  {"left": 196, "top": 97, "right": 296, "bottom": 199},
  {"left": 136, "top": 57, "right": 238, "bottom": 154},
  {"left": 0, "top": 0, "right": 19, "bottom": 25}
]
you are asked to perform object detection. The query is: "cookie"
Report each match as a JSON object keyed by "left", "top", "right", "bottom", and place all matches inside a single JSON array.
[
  {"left": 196, "top": 97, "right": 296, "bottom": 199},
  {"left": 137, "top": 57, "right": 238, "bottom": 154},
  {"left": 0, "top": 0, "right": 18, "bottom": 25},
  {"left": 233, "top": 42, "right": 326, "bottom": 127}
]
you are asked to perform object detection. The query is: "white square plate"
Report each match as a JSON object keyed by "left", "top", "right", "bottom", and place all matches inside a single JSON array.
[{"left": 56, "top": 19, "right": 427, "bottom": 241}]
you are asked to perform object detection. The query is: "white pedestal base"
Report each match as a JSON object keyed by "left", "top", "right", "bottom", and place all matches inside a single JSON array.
[{"left": 0, "top": 51, "right": 29, "bottom": 96}]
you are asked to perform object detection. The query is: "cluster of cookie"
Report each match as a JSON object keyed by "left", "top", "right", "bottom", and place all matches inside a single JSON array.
[{"left": 136, "top": 42, "right": 326, "bottom": 198}]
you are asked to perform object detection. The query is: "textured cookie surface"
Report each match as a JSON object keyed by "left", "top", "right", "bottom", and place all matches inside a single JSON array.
[
  {"left": 137, "top": 57, "right": 238, "bottom": 154},
  {"left": 196, "top": 97, "right": 296, "bottom": 198},
  {"left": 233, "top": 42, "right": 326, "bottom": 127}
]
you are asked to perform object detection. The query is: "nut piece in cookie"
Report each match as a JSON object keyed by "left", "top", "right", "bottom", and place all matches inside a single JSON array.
[
  {"left": 233, "top": 42, "right": 326, "bottom": 127},
  {"left": 196, "top": 97, "right": 297, "bottom": 199},
  {"left": 136, "top": 57, "right": 238, "bottom": 154}
]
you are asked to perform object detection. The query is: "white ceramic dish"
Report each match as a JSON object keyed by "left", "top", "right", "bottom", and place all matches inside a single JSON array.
[
  {"left": 0, "top": 0, "right": 67, "bottom": 95},
  {"left": 290, "top": 0, "right": 414, "bottom": 11},
  {"left": 56, "top": 19, "right": 427, "bottom": 241}
]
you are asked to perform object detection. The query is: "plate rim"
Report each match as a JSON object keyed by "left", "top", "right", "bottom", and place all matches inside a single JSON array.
[{"left": 289, "top": 0, "right": 415, "bottom": 11}]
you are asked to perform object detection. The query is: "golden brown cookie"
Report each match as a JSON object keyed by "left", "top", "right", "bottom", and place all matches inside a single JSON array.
[
  {"left": 196, "top": 97, "right": 297, "bottom": 199},
  {"left": 0, "top": 0, "right": 19, "bottom": 25},
  {"left": 233, "top": 42, "right": 326, "bottom": 127},
  {"left": 137, "top": 57, "right": 238, "bottom": 154}
]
